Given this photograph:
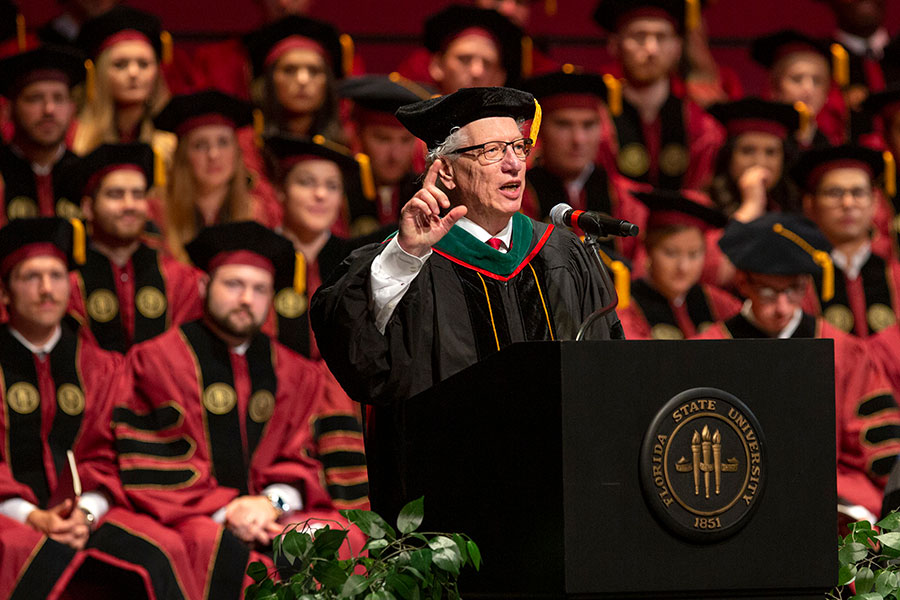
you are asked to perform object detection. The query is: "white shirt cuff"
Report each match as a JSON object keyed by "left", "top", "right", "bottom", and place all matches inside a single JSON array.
[
  {"left": 370, "top": 237, "right": 431, "bottom": 333},
  {"left": 78, "top": 491, "right": 110, "bottom": 520},
  {"left": 212, "top": 506, "right": 227, "bottom": 524},
  {"left": 0, "top": 497, "right": 38, "bottom": 524},
  {"left": 262, "top": 483, "right": 303, "bottom": 514}
]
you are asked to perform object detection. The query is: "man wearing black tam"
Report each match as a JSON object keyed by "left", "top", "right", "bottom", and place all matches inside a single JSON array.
[
  {"left": 694, "top": 213, "right": 900, "bottom": 526},
  {"left": 311, "top": 86, "right": 624, "bottom": 410}
]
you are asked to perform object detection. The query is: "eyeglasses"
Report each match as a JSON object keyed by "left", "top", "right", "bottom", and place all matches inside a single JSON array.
[
  {"left": 747, "top": 277, "right": 808, "bottom": 304},
  {"left": 450, "top": 138, "right": 533, "bottom": 165},
  {"left": 816, "top": 186, "right": 874, "bottom": 206}
]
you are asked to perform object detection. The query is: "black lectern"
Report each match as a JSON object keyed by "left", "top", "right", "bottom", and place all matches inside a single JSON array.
[{"left": 366, "top": 340, "right": 837, "bottom": 599}]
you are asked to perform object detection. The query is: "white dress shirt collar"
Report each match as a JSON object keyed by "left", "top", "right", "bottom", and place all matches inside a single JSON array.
[
  {"left": 831, "top": 241, "right": 871, "bottom": 281},
  {"left": 456, "top": 216, "right": 513, "bottom": 253},
  {"left": 9, "top": 325, "right": 62, "bottom": 356}
]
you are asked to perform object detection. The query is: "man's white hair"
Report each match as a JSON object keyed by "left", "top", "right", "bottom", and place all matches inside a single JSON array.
[{"left": 424, "top": 117, "right": 527, "bottom": 168}]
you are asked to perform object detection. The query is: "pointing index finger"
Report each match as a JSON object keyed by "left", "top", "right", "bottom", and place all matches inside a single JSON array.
[{"left": 423, "top": 158, "right": 442, "bottom": 188}]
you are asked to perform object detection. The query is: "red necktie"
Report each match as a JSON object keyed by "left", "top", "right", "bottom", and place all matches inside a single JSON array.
[{"left": 487, "top": 238, "right": 503, "bottom": 250}]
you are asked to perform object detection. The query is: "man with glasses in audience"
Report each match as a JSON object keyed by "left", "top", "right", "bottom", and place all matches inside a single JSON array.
[
  {"left": 794, "top": 146, "right": 900, "bottom": 338},
  {"left": 312, "top": 87, "right": 623, "bottom": 410},
  {"left": 695, "top": 213, "right": 900, "bottom": 526}
]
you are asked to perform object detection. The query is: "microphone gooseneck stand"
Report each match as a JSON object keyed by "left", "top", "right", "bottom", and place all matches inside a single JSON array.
[{"left": 576, "top": 233, "right": 620, "bottom": 341}]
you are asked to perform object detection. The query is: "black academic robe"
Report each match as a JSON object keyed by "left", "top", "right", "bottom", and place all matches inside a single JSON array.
[
  {"left": 0, "top": 145, "right": 81, "bottom": 223},
  {"left": 310, "top": 213, "right": 624, "bottom": 408}
]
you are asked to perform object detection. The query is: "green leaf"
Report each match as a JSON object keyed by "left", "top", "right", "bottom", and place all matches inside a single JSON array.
[
  {"left": 850, "top": 594, "right": 884, "bottom": 600},
  {"left": 429, "top": 536, "right": 461, "bottom": 575},
  {"left": 409, "top": 548, "right": 433, "bottom": 575},
  {"left": 878, "top": 533, "right": 900, "bottom": 551},
  {"left": 875, "top": 570, "right": 898, "bottom": 596},
  {"left": 451, "top": 534, "right": 468, "bottom": 563},
  {"left": 839, "top": 564, "right": 858, "bottom": 586},
  {"left": 878, "top": 512, "right": 900, "bottom": 532},
  {"left": 313, "top": 560, "right": 349, "bottom": 591},
  {"left": 857, "top": 567, "right": 876, "bottom": 593},
  {"left": 385, "top": 573, "right": 418, "bottom": 600},
  {"left": 340, "top": 574, "right": 369, "bottom": 598},
  {"left": 400, "top": 566, "right": 425, "bottom": 582},
  {"left": 313, "top": 527, "right": 350, "bottom": 558},
  {"left": 363, "top": 538, "right": 389, "bottom": 556},
  {"left": 840, "top": 542, "right": 869, "bottom": 564},
  {"left": 397, "top": 496, "right": 425, "bottom": 534},
  {"left": 283, "top": 530, "right": 311, "bottom": 562},
  {"left": 466, "top": 540, "right": 481, "bottom": 571},
  {"left": 341, "top": 510, "right": 396, "bottom": 540},
  {"left": 247, "top": 561, "right": 269, "bottom": 583}
]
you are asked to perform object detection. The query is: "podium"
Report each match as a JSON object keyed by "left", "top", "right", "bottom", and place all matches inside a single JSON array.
[{"left": 366, "top": 340, "right": 837, "bottom": 599}]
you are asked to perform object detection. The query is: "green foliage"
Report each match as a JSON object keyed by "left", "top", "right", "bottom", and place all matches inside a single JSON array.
[
  {"left": 832, "top": 511, "right": 900, "bottom": 600},
  {"left": 244, "top": 497, "right": 481, "bottom": 600}
]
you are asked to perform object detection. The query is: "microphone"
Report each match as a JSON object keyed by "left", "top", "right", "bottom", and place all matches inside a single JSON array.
[{"left": 549, "top": 203, "right": 639, "bottom": 237}]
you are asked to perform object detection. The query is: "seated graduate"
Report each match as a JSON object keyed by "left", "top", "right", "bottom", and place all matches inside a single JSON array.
[
  {"left": 65, "top": 142, "right": 203, "bottom": 353},
  {"left": 310, "top": 87, "right": 624, "bottom": 407},
  {"left": 693, "top": 213, "right": 900, "bottom": 522},
  {"left": 795, "top": 145, "right": 900, "bottom": 337},
  {"left": 618, "top": 188, "right": 739, "bottom": 339}
]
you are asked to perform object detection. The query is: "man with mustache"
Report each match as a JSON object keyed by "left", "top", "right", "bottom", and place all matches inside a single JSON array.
[
  {"left": 116, "top": 222, "right": 362, "bottom": 599},
  {"left": 0, "top": 45, "right": 85, "bottom": 223},
  {"left": 66, "top": 143, "right": 202, "bottom": 353}
]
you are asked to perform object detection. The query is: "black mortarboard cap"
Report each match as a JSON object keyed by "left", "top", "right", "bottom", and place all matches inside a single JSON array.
[
  {"left": 186, "top": 221, "right": 296, "bottom": 292},
  {"left": 0, "top": 217, "right": 77, "bottom": 276},
  {"left": 395, "top": 86, "right": 536, "bottom": 150},
  {"left": 707, "top": 97, "right": 800, "bottom": 139},
  {"left": 77, "top": 143, "right": 155, "bottom": 198},
  {"left": 519, "top": 70, "right": 608, "bottom": 106},
  {"left": 790, "top": 145, "right": 885, "bottom": 192},
  {"left": 265, "top": 134, "right": 362, "bottom": 181},
  {"left": 718, "top": 213, "right": 832, "bottom": 277},
  {"left": 0, "top": 45, "right": 85, "bottom": 98},
  {"left": 243, "top": 15, "right": 345, "bottom": 79},
  {"left": 632, "top": 188, "right": 728, "bottom": 231},
  {"left": 154, "top": 90, "right": 254, "bottom": 136},
  {"left": 750, "top": 30, "right": 830, "bottom": 70},
  {"left": 76, "top": 6, "right": 162, "bottom": 59},
  {"left": 593, "top": 0, "right": 685, "bottom": 33},
  {"left": 338, "top": 74, "right": 433, "bottom": 115},
  {"left": 423, "top": 5, "right": 524, "bottom": 84}
]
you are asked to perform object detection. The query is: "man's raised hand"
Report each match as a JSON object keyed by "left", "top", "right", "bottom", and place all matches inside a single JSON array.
[{"left": 397, "top": 159, "right": 467, "bottom": 257}]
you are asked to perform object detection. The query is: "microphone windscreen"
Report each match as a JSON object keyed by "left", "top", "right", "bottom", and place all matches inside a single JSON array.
[{"left": 549, "top": 203, "right": 572, "bottom": 227}]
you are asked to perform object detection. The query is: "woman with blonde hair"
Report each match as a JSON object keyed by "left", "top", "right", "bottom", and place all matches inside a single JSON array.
[
  {"left": 72, "top": 6, "right": 173, "bottom": 158},
  {"left": 152, "top": 90, "right": 279, "bottom": 260}
]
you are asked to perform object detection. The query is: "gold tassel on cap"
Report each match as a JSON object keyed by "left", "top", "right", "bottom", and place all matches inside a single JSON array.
[
  {"left": 294, "top": 253, "right": 306, "bottom": 296},
  {"left": 685, "top": 0, "right": 701, "bottom": 31},
  {"left": 603, "top": 74, "right": 623, "bottom": 117},
  {"left": 884, "top": 151, "right": 897, "bottom": 198},
  {"left": 772, "top": 223, "right": 834, "bottom": 301},
  {"left": 16, "top": 13, "right": 25, "bottom": 52},
  {"left": 253, "top": 108, "right": 265, "bottom": 148},
  {"left": 794, "top": 101, "right": 810, "bottom": 134},
  {"left": 339, "top": 34, "right": 354, "bottom": 76},
  {"left": 530, "top": 99, "right": 542, "bottom": 145},
  {"left": 160, "top": 31, "right": 173, "bottom": 66},
  {"left": 356, "top": 153, "right": 376, "bottom": 200},
  {"left": 562, "top": 63, "right": 576, "bottom": 74},
  {"left": 831, "top": 43, "right": 849, "bottom": 88},
  {"left": 153, "top": 146, "right": 166, "bottom": 189},
  {"left": 70, "top": 219, "right": 86, "bottom": 265},
  {"left": 545, "top": 0, "right": 557, "bottom": 16},
  {"left": 521, "top": 36, "right": 533, "bottom": 78},
  {"left": 84, "top": 59, "right": 96, "bottom": 103}
]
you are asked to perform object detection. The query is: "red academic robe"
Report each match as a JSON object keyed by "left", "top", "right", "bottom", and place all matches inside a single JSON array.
[
  {"left": 118, "top": 321, "right": 363, "bottom": 599},
  {"left": 619, "top": 280, "right": 741, "bottom": 339},
  {"left": 694, "top": 313, "right": 900, "bottom": 517},
  {"left": 68, "top": 243, "right": 203, "bottom": 353},
  {"left": 0, "top": 324, "right": 197, "bottom": 600}
]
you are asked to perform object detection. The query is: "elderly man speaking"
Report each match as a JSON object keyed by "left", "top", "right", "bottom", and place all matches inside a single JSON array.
[{"left": 311, "top": 87, "right": 623, "bottom": 407}]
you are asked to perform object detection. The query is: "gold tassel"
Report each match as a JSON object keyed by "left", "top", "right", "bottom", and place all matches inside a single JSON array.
[
  {"left": 545, "top": 0, "right": 557, "bottom": 16},
  {"left": 611, "top": 261, "right": 630, "bottom": 308},
  {"left": 831, "top": 43, "right": 849, "bottom": 88},
  {"left": 388, "top": 72, "right": 432, "bottom": 99},
  {"left": 253, "top": 109, "right": 264, "bottom": 148},
  {"left": 16, "top": 13, "right": 25, "bottom": 52},
  {"left": 294, "top": 252, "right": 306, "bottom": 296},
  {"left": 153, "top": 145, "right": 166, "bottom": 188},
  {"left": 794, "top": 101, "right": 810, "bottom": 134},
  {"left": 70, "top": 219, "right": 86, "bottom": 265},
  {"left": 530, "top": 99, "right": 542, "bottom": 144},
  {"left": 685, "top": 0, "right": 701, "bottom": 31},
  {"left": 885, "top": 151, "right": 897, "bottom": 198},
  {"left": 160, "top": 31, "right": 173, "bottom": 66},
  {"left": 339, "top": 34, "right": 354, "bottom": 76},
  {"left": 312, "top": 134, "right": 353, "bottom": 156},
  {"left": 356, "top": 153, "right": 376, "bottom": 200},
  {"left": 772, "top": 223, "right": 833, "bottom": 301},
  {"left": 84, "top": 59, "right": 96, "bottom": 104},
  {"left": 521, "top": 36, "right": 533, "bottom": 78},
  {"left": 562, "top": 63, "right": 575, "bottom": 74},
  {"left": 603, "top": 74, "right": 623, "bottom": 117}
]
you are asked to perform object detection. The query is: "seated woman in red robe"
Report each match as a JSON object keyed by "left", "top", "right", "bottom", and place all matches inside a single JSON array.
[
  {"left": 152, "top": 90, "right": 279, "bottom": 260},
  {"left": 618, "top": 188, "right": 739, "bottom": 340}
]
